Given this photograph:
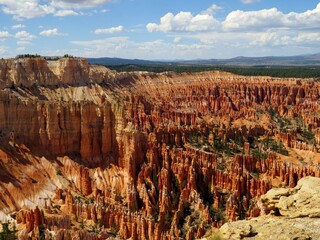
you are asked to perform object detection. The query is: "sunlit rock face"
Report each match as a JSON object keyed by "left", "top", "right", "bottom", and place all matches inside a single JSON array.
[
  {"left": 216, "top": 176, "right": 320, "bottom": 240},
  {"left": 0, "top": 57, "right": 320, "bottom": 239}
]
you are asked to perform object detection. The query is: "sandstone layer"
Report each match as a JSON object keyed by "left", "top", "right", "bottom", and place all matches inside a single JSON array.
[{"left": 0, "top": 57, "right": 319, "bottom": 239}]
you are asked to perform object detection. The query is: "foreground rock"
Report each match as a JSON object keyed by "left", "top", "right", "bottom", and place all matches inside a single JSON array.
[{"left": 217, "top": 176, "right": 320, "bottom": 240}]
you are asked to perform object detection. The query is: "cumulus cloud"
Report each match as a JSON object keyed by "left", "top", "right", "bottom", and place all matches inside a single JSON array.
[
  {"left": 285, "top": 3, "right": 320, "bottom": 28},
  {"left": 222, "top": 8, "right": 284, "bottom": 31},
  {"left": 201, "top": 4, "right": 223, "bottom": 15},
  {"left": 248, "top": 31, "right": 291, "bottom": 47},
  {"left": 54, "top": 9, "right": 78, "bottom": 16},
  {"left": 0, "top": 0, "right": 54, "bottom": 20},
  {"left": 147, "top": 12, "right": 219, "bottom": 32},
  {"left": 294, "top": 32, "right": 320, "bottom": 43},
  {"left": 50, "top": 0, "right": 109, "bottom": 9},
  {"left": 12, "top": 24, "right": 26, "bottom": 29},
  {"left": 39, "top": 28, "right": 64, "bottom": 36},
  {"left": 223, "top": 3, "right": 320, "bottom": 31},
  {"left": 94, "top": 26, "right": 124, "bottom": 34},
  {"left": 0, "top": 0, "right": 108, "bottom": 19},
  {"left": 15, "top": 31, "right": 36, "bottom": 41},
  {"left": 247, "top": 30, "right": 320, "bottom": 48},
  {"left": 0, "top": 31, "right": 12, "bottom": 38},
  {"left": 2, "top": 1, "right": 320, "bottom": 59},
  {"left": 147, "top": 3, "right": 320, "bottom": 34}
]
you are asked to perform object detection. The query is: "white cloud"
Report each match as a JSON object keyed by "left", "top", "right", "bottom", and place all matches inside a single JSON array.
[
  {"left": 147, "top": 4, "right": 320, "bottom": 34},
  {"left": 72, "top": 36, "right": 128, "bottom": 47},
  {"left": 135, "top": 40, "right": 214, "bottom": 60},
  {"left": 39, "top": 28, "right": 64, "bottom": 36},
  {"left": 284, "top": 3, "right": 320, "bottom": 28},
  {"left": 223, "top": 3, "right": 320, "bottom": 31},
  {"left": 241, "top": 0, "right": 260, "bottom": 4},
  {"left": 247, "top": 31, "right": 320, "bottom": 48},
  {"left": 15, "top": 31, "right": 36, "bottom": 41},
  {"left": 0, "top": 0, "right": 54, "bottom": 20},
  {"left": 70, "top": 36, "right": 130, "bottom": 57},
  {"left": 146, "top": 12, "right": 219, "bottom": 32},
  {"left": 50, "top": 0, "right": 109, "bottom": 9},
  {"left": 12, "top": 24, "right": 26, "bottom": 29},
  {"left": 0, "top": 46, "right": 9, "bottom": 55},
  {"left": 0, "top": 31, "right": 12, "bottom": 38},
  {"left": 16, "top": 40, "right": 32, "bottom": 46},
  {"left": 248, "top": 31, "right": 292, "bottom": 47},
  {"left": 16, "top": 47, "right": 26, "bottom": 51},
  {"left": 69, "top": 3, "right": 320, "bottom": 59},
  {"left": 2, "top": 1, "right": 320, "bottom": 59},
  {"left": 94, "top": 25, "right": 124, "bottom": 34},
  {"left": 70, "top": 37, "right": 215, "bottom": 59},
  {"left": 54, "top": 9, "right": 78, "bottom": 16},
  {"left": 201, "top": 4, "right": 223, "bottom": 15},
  {"left": 294, "top": 33, "right": 320, "bottom": 43},
  {"left": 0, "top": 0, "right": 108, "bottom": 20},
  {"left": 223, "top": 8, "right": 284, "bottom": 31},
  {"left": 173, "top": 36, "right": 181, "bottom": 43}
]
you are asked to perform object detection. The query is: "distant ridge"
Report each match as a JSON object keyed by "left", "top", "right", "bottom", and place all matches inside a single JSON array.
[
  {"left": 88, "top": 53, "right": 320, "bottom": 67},
  {"left": 88, "top": 57, "right": 171, "bottom": 66}
]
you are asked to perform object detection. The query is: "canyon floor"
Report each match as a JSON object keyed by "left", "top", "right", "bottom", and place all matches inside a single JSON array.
[{"left": 0, "top": 57, "right": 320, "bottom": 239}]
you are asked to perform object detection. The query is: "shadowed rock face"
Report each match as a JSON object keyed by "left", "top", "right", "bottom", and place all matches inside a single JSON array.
[{"left": 0, "top": 57, "right": 320, "bottom": 239}]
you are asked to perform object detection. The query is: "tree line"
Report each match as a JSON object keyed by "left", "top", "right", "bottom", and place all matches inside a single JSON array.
[{"left": 105, "top": 64, "right": 320, "bottom": 79}]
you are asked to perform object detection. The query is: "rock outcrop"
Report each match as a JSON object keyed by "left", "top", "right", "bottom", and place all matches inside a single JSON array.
[
  {"left": 217, "top": 176, "right": 320, "bottom": 240},
  {"left": 261, "top": 176, "right": 320, "bottom": 218},
  {"left": 0, "top": 57, "right": 319, "bottom": 239}
]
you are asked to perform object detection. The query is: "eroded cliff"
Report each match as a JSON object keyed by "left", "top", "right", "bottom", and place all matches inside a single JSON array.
[{"left": 0, "top": 57, "right": 320, "bottom": 239}]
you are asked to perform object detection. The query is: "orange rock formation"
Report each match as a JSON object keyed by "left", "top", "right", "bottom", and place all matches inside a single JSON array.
[{"left": 0, "top": 57, "right": 319, "bottom": 239}]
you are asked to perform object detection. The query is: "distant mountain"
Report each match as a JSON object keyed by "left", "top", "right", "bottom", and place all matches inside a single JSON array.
[
  {"left": 88, "top": 57, "right": 170, "bottom": 66},
  {"left": 179, "top": 53, "right": 320, "bottom": 66},
  {"left": 88, "top": 53, "right": 320, "bottom": 67}
]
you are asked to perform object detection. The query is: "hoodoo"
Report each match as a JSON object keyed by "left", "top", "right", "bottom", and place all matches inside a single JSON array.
[{"left": 0, "top": 57, "right": 320, "bottom": 239}]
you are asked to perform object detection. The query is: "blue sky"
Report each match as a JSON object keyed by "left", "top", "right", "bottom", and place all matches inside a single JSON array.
[{"left": 0, "top": 0, "right": 320, "bottom": 59}]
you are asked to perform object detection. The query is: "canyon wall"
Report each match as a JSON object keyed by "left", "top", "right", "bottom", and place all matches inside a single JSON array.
[{"left": 0, "top": 57, "right": 320, "bottom": 239}]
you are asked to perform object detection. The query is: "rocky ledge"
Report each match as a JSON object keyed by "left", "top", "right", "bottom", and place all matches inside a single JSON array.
[{"left": 216, "top": 176, "right": 320, "bottom": 240}]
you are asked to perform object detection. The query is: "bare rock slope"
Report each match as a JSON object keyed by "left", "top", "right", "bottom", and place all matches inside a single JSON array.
[{"left": 218, "top": 176, "right": 320, "bottom": 240}]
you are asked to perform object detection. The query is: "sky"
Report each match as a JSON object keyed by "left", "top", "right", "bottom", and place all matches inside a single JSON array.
[{"left": 0, "top": 0, "right": 320, "bottom": 60}]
